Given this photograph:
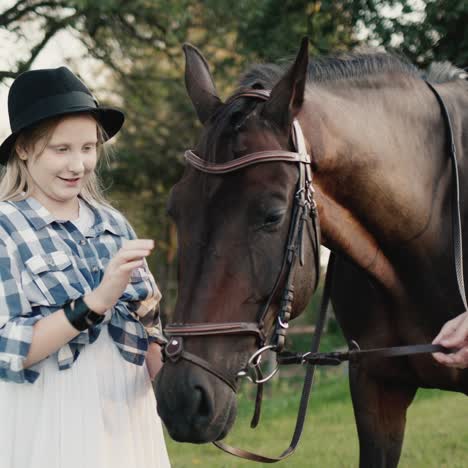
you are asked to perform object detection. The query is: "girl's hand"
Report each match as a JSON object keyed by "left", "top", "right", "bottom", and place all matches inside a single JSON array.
[
  {"left": 432, "top": 311, "right": 468, "bottom": 368},
  {"left": 146, "top": 342, "right": 163, "bottom": 380},
  {"left": 84, "top": 239, "right": 154, "bottom": 314}
]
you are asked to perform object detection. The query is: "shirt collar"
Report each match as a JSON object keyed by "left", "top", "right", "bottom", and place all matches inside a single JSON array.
[
  {"left": 10, "top": 196, "right": 121, "bottom": 236},
  {"left": 10, "top": 197, "right": 56, "bottom": 230},
  {"left": 86, "top": 200, "right": 121, "bottom": 237}
]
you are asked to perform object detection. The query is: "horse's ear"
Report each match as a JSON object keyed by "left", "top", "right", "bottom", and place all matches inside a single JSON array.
[
  {"left": 183, "top": 43, "right": 222, "bottom": 124},
  {"left": 262, "top": 37, "right": 309, "bottom": 130}
]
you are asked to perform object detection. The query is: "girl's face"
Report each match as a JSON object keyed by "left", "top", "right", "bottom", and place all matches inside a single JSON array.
[{"left": 24, "top": 114, "right": 98, "bottom": 215}]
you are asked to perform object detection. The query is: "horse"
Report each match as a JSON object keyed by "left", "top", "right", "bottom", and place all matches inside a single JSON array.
[{"left": 155, "top": 39, "right": 468, "bottom": 467}]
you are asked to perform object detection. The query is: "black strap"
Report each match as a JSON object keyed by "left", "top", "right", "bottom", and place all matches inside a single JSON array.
[
  {"left": 426, "top": 81, "right": 468, "bottom": 312},
  {"left": 179, "top": 351, "right": 238, "bottom": 392},
  {"left": 278, "top": 343, "right": 453, "bottom": 366}
]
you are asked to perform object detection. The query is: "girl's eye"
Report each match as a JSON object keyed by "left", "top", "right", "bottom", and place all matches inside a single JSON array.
[{"left": 57, "top": 147, "right": 68, "bottom": 153}]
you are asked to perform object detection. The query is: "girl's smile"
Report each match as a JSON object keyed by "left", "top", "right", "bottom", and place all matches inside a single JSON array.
[{"left": 58, "top": 176, "right": 82, "bottom": 185}]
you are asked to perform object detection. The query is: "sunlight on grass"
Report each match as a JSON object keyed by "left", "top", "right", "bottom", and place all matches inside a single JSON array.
[{"left": 165, "top": 373, "right": 468, "bottom": 468}]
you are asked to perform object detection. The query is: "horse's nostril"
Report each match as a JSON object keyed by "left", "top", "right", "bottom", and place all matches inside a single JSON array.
[
  {"left": 157, "top": 364, "right": 237, "bottom": 443},
  {"left": 193, "top": 385, "right": 214, "bottom": 422}
]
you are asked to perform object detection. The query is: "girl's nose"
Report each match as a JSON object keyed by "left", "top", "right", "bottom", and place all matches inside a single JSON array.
[{"left": 67, "top": 153, "right": 85, "bottom": 173}]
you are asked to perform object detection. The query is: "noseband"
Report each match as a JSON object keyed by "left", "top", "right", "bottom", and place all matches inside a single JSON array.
[{"left": 163, "top": 89, "right": 321, "bottom": 391}]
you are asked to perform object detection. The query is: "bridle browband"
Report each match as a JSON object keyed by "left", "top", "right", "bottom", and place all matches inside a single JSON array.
[{"left": 162, "top": 84, "right": 458, "bottom": 463}]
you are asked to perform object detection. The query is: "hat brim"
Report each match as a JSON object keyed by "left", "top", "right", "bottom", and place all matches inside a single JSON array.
[{"left": 0, "top": 106, "right": 125, "bottom": 165}]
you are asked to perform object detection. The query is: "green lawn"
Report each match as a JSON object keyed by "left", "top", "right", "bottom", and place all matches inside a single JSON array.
[{"left": 165, "top": 370, "right": 468, "bottom": 468}]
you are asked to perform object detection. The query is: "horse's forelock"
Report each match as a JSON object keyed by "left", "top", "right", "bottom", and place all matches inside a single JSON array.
[{"left": 199, "top": 96, "right": 263, "bottom": 164}]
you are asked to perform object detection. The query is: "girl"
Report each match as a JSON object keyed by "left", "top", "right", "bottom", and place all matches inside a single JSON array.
[{"left": 0, "top": 66, "right": 170, "bottom": 468}]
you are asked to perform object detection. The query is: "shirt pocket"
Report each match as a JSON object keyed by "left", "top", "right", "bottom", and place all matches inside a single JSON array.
[{"left": 22, "top": 251, "right": 83, "bottom": 307}]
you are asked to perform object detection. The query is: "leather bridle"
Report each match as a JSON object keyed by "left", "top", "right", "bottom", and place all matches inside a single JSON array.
[{"left": 164, "top": 89, "right": 321, "bottom": 393}]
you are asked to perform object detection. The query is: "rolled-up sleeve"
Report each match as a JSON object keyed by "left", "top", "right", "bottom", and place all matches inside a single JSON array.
[
  {"left": 121, "top": 219, "right": 166, "bottom": 344},
  {"left": 121, "top": 264, "right": 166, "bottom": 344},
  {"left": 141, "top": 304, "right": 167, "bottom": 345},
  {"left": 0, "top": 239, "right": 40, "bottom": 383}
]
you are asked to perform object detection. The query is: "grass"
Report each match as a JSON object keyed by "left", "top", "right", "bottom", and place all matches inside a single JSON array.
[{"left": 164, "top": 369, "right": 468, "bottom": 468}]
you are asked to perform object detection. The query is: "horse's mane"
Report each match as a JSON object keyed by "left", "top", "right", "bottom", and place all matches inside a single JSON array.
[
  {"left": 425, "top": 61, "right": 468, "bottom": 83},
  {"left": 240, "top": 52, "right": 466, "bottom": 88},
  {"left": 199, "top": 52, "right": 466, "bottom": 164}
]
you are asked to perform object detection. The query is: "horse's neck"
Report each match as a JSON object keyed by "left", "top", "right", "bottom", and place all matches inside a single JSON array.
[{"left": 304, "top": 77, "right": 450, "bottom": 298}]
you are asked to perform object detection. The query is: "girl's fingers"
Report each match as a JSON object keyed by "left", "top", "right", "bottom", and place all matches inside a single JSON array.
[
  {"left": 119, "top": 259, "right": 145, "bottom": 273},
  {"left": 116, "top": 249, "right": 152, "bottom": 263},
  {"left": 122, "top": 239, "right": 154, "bottom": 250}
]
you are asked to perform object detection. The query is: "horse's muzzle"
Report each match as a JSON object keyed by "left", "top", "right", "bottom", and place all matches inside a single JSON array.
[{"left": 156, "top": 360, "right": 237, "bottom": 443}]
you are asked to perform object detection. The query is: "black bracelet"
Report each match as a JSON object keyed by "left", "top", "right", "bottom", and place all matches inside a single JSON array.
[{"left": 63, "top": 296, "right": 105, "bottom": 331}]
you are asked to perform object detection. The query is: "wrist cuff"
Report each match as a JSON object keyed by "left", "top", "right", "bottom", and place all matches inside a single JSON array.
[{"left": 64, "top": 296, "right": 105, "bottom": 331}]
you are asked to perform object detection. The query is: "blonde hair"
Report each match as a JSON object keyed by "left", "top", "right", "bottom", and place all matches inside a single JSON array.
[{"left": 0, "top": 113, "right": 112, "bottom": 206}]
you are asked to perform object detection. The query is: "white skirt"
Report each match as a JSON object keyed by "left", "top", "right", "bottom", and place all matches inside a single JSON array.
[{"left": 0, "top": 326, "right": 170, "bottom": 468}]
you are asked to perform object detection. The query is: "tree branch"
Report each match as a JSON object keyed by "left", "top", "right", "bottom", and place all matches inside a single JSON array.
[
  {"left": 0, "top": 70, "right": 18, "bottom": 80},
  {"left": 116, "top": 12, "right": 166, "bottom": 44},
  {"left": 8, "top": 11, "right": 81, "bottom": 79},
  {"left": 0, "top": 0, "right": 28, "bottom": 25},
  {"left": 0, "top": 1, "right": 68, "bottom": 27}
]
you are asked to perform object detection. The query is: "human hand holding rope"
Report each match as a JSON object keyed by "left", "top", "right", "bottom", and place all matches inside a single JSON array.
[{"left": 432, "top": 311, "right": 468, "bottom": 368}]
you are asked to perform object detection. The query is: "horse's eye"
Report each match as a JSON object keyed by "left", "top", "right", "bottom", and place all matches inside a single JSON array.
[
  {"left": 265, "top": 212, "right": 283, "bottom": 224},
  {"left": 261, "top": 210, "right": 285, "bottom": 231}
]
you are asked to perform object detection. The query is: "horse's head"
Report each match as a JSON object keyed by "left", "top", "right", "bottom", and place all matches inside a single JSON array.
[{"left": 156, "top": 39, "right": 320, "bottom": 443}]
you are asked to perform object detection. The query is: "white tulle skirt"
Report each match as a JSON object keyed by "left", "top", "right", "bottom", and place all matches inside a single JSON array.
[{"left": 0, "top": 326, "right": 170, "bottom": 468}]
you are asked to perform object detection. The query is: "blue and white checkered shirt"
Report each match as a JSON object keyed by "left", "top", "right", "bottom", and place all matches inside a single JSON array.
[{"left": 0, "top": 196, "right": 164, "bottom": 384}]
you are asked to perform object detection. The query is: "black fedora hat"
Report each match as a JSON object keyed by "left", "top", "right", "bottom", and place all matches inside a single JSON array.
[{"left": 0, "top": 66, "right": 125, "bottom": 165}]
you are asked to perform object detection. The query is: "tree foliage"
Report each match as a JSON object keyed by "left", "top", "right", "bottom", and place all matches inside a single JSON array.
[
  {"left": 359, "top": 0, "right": 468, "bottom": 67},
  {"left": 1, "top": 0, "right": 467, "bottom": 312}
]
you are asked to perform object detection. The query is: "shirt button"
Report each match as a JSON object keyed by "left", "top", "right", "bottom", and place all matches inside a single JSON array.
[
  {"left": 79, "top": 239, "right": 86, "bottom": 246},
  {"left": 92, "top": 266, "right": 99, "bottom": 273}
]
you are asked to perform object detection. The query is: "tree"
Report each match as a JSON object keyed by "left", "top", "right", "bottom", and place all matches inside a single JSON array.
[
  {"left": 1, "top": 0, "right": 467, "bottom": 314},
  {"left": 356, "top": 0, "right": 468, "bottom": 67},
  {"left": 0, "top": 0, "right": 192, "bottom": 82}
]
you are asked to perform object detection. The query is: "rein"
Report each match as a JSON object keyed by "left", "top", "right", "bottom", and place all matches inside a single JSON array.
[{"left": 163, "top": 83, "right": 461, "bottom": 463}]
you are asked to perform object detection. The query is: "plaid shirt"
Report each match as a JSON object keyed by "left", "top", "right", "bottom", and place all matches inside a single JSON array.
[{"left": 0, "top": 196, "right": 165, "bottom": 384}]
